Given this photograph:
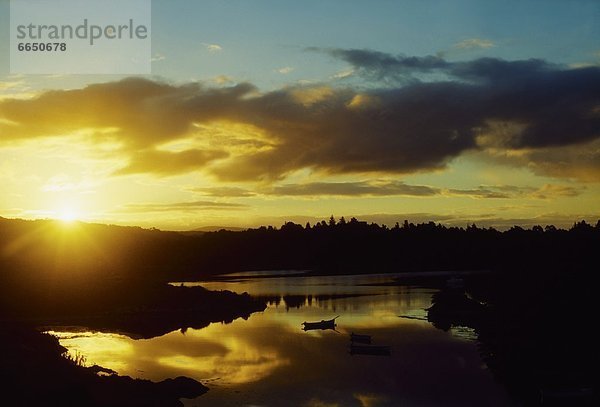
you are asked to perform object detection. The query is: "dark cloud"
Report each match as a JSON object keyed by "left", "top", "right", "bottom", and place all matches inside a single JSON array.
[
  {"left": 309, "top": 47, "right": 450, "bottom": 82},
  {"left": 313, "top": 47, "right": 553, "bottom": 85},
  {"left": 318, "top": 49, "right": 600, "bottom": 151},
  {"left": 1, "top": 51, "right": 598, "bottom": 181},
  {"left": 514, "top": 140, "right": 600, "bottom": 182},
  {"left": 451, "top": 57, "right": 553, "bottom": 84}
]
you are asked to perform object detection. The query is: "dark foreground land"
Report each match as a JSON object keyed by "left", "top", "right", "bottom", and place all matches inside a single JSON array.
[
  {"left": 1, "top": 323, "right": 208, "bottom": 407},
  {"left": 0, "top": 217, "right": 598, "bottom": 405},
  {"left": 427, "top": 269, "right": 598, "bottom": 406}
]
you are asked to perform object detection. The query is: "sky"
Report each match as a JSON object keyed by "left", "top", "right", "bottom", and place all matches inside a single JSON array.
[{"left": 0, "top": 0, "right": 599, "bottom": 230}]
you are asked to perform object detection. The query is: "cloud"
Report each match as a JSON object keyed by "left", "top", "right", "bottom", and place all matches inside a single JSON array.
[
  {"left": 115, "top": 149, "right": 228, "bottom": 176},
  {"left": 212, "top": 75, "right": 235, "bottom": 85},
  {"left": 0, "top": 79, "right": 32, "bottom": 101},
  {"left": 447, "top": 186, "right": 521, "bottom": 199},
  {"left": 151, "top": 53, "right": 166, "bottom": 62},
  {"left": 268, "top": 181, "right": 439, "bottom": 197},
  {"left": 190, "top": 180, "right": 440, "bottom": 198},
  {"left": 41, "top": 174, "right": 96, "bottom": 192},
  {"left": 314, "top": 47, "right": 561, "bottom": 86},
  {"left": 332, "top": 69, "right": 354, "bottom": 79},
  {"left": 189, "top": 181, "right": 581, "bottom": 200},
  {"left": 191, "top": 186, "right": 256, "bottom": 197},
  {"left": 454, "top": 38, "right": 495, "bottom": 50},
  {"left": 530, "top": 184, "right": 582, "bottom": 199},
  {"left": 203, "top": 43, "right": 223, "bottom": 52},
  {"left": 310, "top": 47, "right": 450, "bottom": 83},
  {"left": 276, "top": 66, "right": 294, "bottom": 74},
  {"left": 120, "top": 200, "right": 247, "bottom": 213},
  {"left": 482, "top": 138, "right": 600, "bottom": 182},
  {"left": 1, "top": 52, "right": 599, "bottom": 182},
  {"left": 0, "top": 80, "right": 26, "bottom": 91},
  {"left": 525, "top": 146, "right": 600, "bottom": 181},
  {"left": 446, "top": 184, "right": 583, "bottom": 199}
]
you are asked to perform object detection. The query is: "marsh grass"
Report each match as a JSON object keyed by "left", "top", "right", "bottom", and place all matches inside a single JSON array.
[{"left": 63, "top": 350, "right": 87, "bottom": 367}]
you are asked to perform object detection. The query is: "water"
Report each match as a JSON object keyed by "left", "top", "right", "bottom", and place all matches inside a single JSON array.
[{"left": 50, "top": 272, "right": 513, "bottom": 406}]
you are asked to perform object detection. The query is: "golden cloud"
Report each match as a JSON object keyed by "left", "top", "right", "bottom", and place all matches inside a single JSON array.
[{"left": 1, "top": 53, "right": 599, "bottom": 183}]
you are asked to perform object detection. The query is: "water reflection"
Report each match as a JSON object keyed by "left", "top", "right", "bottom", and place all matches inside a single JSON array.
[
  {"left": 178, "top": 272, "right": 409, "bottom": 297},
  {"left": 50, "top": 324, "right": 289, "bottom": 386},
  {"left": 52, "top": 273, "right": 514, "bottom": 406}
]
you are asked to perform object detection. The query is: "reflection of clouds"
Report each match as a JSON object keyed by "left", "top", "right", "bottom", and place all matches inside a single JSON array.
[
  {"left": 51, "top": 281, "right": 510, "bottom": 406},
  {"left": 51, "top": 322, "right": 289, "bottom": 385},
  {"left": 157, "top": 327, "right": 289, "bottom": 384},
  {"left": 48, "top": 331, "right": 133, "bottom": 372},
  {"left": 50, "top": 286, "right": 508, "bottom": 407}
]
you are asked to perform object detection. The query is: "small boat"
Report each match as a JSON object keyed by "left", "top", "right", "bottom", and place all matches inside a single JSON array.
[
  {"left": 350, "top": 333, "right": 372, "bottom": 344},
  {"left": 302, "top": 316, "right": 339, "bottom": 331},
  {"left": 349, "top": 344, "right": 391, "bottom": 356}
]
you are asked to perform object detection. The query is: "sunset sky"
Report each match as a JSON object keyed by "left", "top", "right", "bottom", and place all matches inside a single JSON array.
[{"left": 1, "top": 0, "right": 599, "bottom": 230}]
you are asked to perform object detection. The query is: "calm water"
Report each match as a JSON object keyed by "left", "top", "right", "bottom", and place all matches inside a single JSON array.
[{"left": 50, "top": 272, "right": 514, "bottom": 406}]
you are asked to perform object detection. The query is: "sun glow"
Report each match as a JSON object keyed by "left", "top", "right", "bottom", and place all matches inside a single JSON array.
[{"left": 57, "top": 208, "right": 80, "bottom": 223}]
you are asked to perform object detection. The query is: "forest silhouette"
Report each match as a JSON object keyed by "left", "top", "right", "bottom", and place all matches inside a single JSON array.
[
  {"left": 1, "top": 216, "right": 597, "bottom": 325},
  {"left": 4, "top": 216, "right": 596, "bottom": 280}
]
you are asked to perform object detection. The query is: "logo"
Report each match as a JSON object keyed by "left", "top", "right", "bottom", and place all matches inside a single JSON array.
[{"left": 10, "top": 0, "right": 151, "bottom": 74}]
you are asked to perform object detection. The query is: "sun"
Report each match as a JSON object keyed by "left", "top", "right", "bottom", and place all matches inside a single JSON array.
[{"left": 57, "top": 208, "right": 80, "bottom": 223}]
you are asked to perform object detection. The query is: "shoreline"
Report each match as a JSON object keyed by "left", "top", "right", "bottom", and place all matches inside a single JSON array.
[{"left": 1, "top": 322, "right": 208, "bottom": 407}]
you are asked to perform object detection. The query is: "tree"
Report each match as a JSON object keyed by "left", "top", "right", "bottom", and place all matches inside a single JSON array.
[
  {"left": 572, "top": 220, "right": 592, "bottom": 231},
  {"left": 328, "top": 215, "right": 336, "bottom": 227}
]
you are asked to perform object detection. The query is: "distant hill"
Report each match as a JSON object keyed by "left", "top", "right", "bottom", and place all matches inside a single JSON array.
[{"left": 189, "top": 226, "right": 248, "bottom": 232}]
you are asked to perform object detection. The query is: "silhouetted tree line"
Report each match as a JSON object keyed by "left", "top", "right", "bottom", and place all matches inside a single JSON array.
[
  {"left": 185, "top": 217, "right": 599, "bottom": 278},
  {"left": 1, "top": 217, "right": 598, "bottom": 283}
]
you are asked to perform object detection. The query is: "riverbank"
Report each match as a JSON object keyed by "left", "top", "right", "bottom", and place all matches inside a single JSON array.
[
  {"left": 1, "top": 323, "right": 208, "bottom": 406},
  {"left": 2, "top": 280, "right": 267, "bottom": 339},
  {"left": 1, "top": 281, "right": 267, "bottom": 404}
]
